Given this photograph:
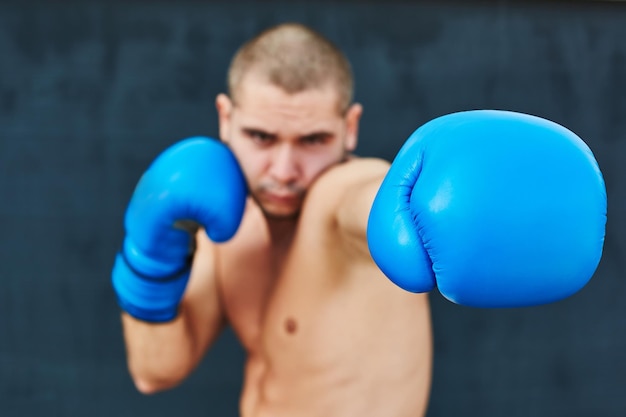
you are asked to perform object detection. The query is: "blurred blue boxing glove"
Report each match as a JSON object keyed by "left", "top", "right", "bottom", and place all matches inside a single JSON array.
[
  {"left": 367, "top": 110, "right": 606, "bottom": 307},
  {"left": 112, "top": 137, "right": 247, "bottom": 322}
]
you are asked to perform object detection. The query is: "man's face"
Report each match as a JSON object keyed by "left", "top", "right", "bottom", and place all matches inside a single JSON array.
[{"left": 217, "top": 76, "right": 362, "bottom": 220}]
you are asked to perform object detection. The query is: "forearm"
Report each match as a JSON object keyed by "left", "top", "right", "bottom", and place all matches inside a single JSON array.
[{"left": 121, "top": 306, "right": 203, "bottom": 394}]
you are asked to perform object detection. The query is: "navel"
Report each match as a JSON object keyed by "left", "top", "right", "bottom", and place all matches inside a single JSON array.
[{"left": 284, "top": 317, "right": 298, "bottom": 334}]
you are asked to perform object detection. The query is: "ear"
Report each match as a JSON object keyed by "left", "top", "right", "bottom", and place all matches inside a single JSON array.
[
  {"left": 344, "top": 102, "right": 363, "bottom": 152},
  {"left": 215, "top": 93, "right": 234, "bottom": 142}
]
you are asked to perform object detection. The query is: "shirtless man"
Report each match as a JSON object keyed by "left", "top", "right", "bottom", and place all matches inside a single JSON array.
[
  {"left": 113, "top": 23, "right": 432, "bottom": 417},
  {"left": 111, "top": 22, "right": 606, "bottom": 417}
]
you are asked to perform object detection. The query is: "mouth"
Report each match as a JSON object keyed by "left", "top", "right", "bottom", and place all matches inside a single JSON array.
[{"left": 263, "top": 191, "right": 301, "bottom": 204}]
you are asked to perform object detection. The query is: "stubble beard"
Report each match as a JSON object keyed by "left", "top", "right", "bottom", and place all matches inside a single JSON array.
[
  {"left": 250, "top": 151, "right": 352, "bottom": 221},
  {"left": 252, "top": 182, "right": 305, "bottom": 221}
]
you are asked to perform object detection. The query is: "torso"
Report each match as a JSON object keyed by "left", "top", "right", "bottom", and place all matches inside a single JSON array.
[{"left": 212, "top": 159, "right": 432, "bottom": 417}]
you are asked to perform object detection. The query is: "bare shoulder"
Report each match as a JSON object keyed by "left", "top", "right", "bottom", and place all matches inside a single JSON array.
[
  {"left": 316, "top": 157, "right": 390, "bottom": 189},
  {"left": 305, "top": 157, "right": 390, "bottom": 212},
  {"left": 301, "top": 157, "right": 390, "bottom": 250}
]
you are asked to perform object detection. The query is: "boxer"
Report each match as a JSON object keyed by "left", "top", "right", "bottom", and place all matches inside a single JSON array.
[{"left": 112, "top": 22, "right": 606, "bottom": 417}]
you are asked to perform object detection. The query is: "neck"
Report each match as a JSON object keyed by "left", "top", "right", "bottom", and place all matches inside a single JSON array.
[
  {"left": 265, "top": 216, "right": 297, "bottom": 248},
  {"left": 247, "top": 196, "right": 298, "bottom": 249}
]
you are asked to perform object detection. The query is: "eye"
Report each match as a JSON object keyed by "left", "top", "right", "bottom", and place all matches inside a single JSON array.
[
  {"left": 243, "top": 129, "right": 276, "bottom": 145},
  {"left": 252, "top": 132, "right": 271, "bottom": 142},
  {"left": 300, "top": 133, "right": 331, "bottom": 146}
]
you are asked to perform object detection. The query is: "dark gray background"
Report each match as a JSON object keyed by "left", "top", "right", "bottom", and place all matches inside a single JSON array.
[{"left": 0, "top": 1, "right": 625, "bottom": 416}]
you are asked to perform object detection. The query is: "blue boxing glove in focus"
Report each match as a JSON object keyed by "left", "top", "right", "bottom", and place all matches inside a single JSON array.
[
  {"left": 367, "top": 110, "right": 607, "bottom": 307},
  {"left": 112, "top": 137, "right": 247, "bottom": 322}
]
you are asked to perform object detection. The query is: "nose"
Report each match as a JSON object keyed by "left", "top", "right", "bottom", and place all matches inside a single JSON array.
[{"left": 269, "top": 144, "right": 299, "bottom": 184}]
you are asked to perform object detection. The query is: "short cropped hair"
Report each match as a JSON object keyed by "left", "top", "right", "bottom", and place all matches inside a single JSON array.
[{"left": 227, "top": 23, "right": 354, "bottom": 114}]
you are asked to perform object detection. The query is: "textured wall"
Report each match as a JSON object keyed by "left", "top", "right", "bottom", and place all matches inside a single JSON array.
[{"left": 0, "top": 1, "right": 625, "bottom": 416}]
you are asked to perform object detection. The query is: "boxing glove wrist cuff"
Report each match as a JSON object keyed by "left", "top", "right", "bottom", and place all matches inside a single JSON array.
[
  {"left": 122, "top": 238, "right": 190, "bottom": 278},
  {"left": 111, "top": 251, "right": 191, "bottom": 323},
  {"left": 119, "top": 250, "right": 192, "bottom": 282},
  {"left": 116, "top": 296, "right": 180, "bottom": 323}
]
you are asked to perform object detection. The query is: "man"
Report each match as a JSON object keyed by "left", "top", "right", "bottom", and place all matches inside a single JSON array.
[
  {"left": 113, "top": 23, "right": 433, "bottom": 417},
  {"left": 112, "top": 21, "right": 606, "bottom": 417}
]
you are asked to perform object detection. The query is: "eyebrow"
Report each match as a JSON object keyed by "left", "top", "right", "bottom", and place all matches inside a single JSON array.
[
  {"left": 299, "top": 131, "right": 334, "bottom": 142},
  {"left": 241, "top": 127, "right": 278, "bottom": 140},
  {"left": 241, "top": 127, "right": 335, "bottom": 142}
]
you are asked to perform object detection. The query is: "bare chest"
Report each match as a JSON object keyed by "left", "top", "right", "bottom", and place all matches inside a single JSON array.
[
  {"left": 216, "top": 217, "right": 347, "bottom": 353},
  {"left": 216, "top": 245, "right": 274, "bottom": 351}
]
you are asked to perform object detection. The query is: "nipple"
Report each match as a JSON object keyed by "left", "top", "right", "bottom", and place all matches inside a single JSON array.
[{"left": 285, "top": 317, "right": 297, "bottom": 334}]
